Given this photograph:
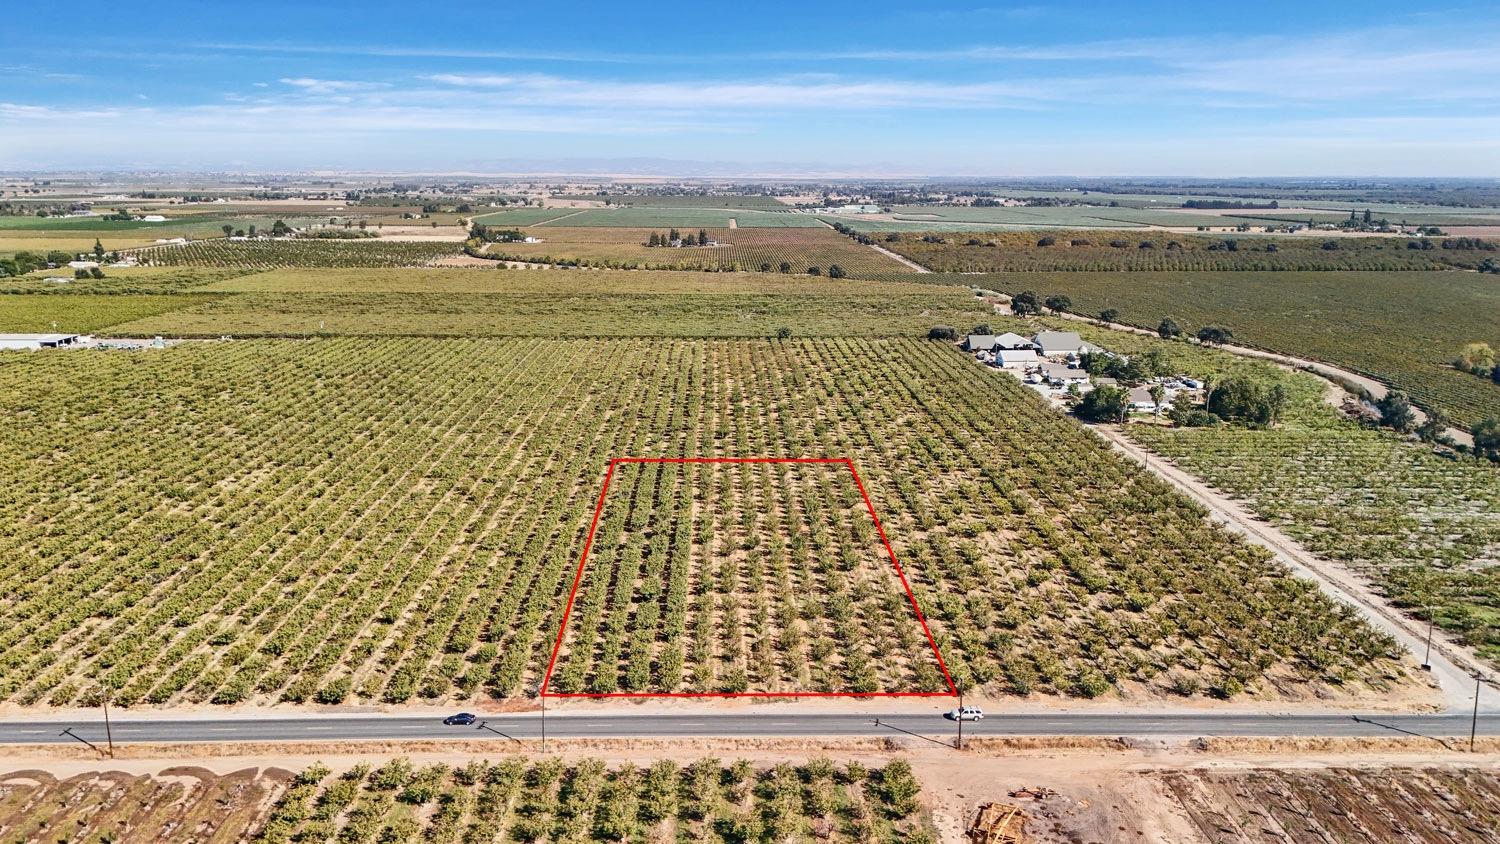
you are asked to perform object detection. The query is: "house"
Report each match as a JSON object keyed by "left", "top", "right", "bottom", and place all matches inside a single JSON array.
[
  {"left": 994, "top": 349, "right": 1039, "bottom": 370},
  {"left": 964, "top": 334, "right": 999, "bottom": 352},
  {"left": 1032, "top": 330, "right": 1102, "bottom": 357},
  {"left": 1037, "top": 362, "right": 1091, "bottom": 388},
  {"left": 0, "top": 333, "right": 81, "bottom": 351},
  {"left": 1129, "top": 387, "right": 1167, "bottom": 412},
  {"left": 992, "top": 332, "right": 1035, "bottom": 351}
]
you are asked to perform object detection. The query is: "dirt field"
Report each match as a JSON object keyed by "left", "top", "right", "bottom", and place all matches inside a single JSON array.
[{"left": 4, "top": 742, "right": 1499, "bottom": 843}]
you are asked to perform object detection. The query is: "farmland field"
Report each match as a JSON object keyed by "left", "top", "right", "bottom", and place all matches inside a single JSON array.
[
  {"left": 200, "top": 267, "right": 951, "bottom": 295},
  {"left": 105, "top": 289, "right": 991, "bottom": 338},
  {"left": 0, "top": 766, "right": 288, "bottom": 843},
  {"left": 546, "top": 459, "right": 950, "bottom": 695},
  {"left": 136, "top": 239, "right": 463, "bottom": 269},
  {"left": 886, "top": 204, "right": 1213, "bottom": 228},
  {"left": 467, "top": 207, "right": 590, "bottom": 226},
  {"left": 559, "top": 193, "right": 793, "bottom": 209},
  {"left": 979, "top": 270, "right": 1500, "bottom": 428},
  {"left": 0, "top": 233, "right": 174, "bottom": 254},
  {"left": 0, "top": 293, "right": 220, "bottom": 333},
  {"left": 880, "top": 229, "right": 1482, "bottom": 272},
  {"left": 0, "top": 338, "right": 1406, "bottom": 708},
  {"left": 480, "top": 226, "right": 907, "bottom": 276},
  {"left": 1128, "top": 377, "right": 1500, "bottom": 665},
  {"left": 537, "top": 208, "right": 824, "bottom": 228},
  {"left": 2, "top": 266, "right": 249, "bottom": 295}
]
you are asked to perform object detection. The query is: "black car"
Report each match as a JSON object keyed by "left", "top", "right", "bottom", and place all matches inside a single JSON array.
[{"left": 443, "top": 712, "right": 478, "bottom": 726}]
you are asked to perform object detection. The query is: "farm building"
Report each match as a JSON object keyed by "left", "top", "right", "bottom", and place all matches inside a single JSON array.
[
  {"left": 1032, "top": 330, "right": 1102, "bottom": 357},
  {"left": 995, "top": 349, "right": 1039, "bottom": 370},
  {"left": 0, "top": 333, "right": 81, "bottom": 351},
  {"left": 1035, "top": 362, "right": 1091, "bottom": 388},
  {"left": 1129, "top": 387, "right": 1169, "bottom": 412},
  {"left": 964, "top": 334, "right": 999, "bottom": 352},
  {"left": 992, "top": 332, "right": 1036, "bottom": 350}
]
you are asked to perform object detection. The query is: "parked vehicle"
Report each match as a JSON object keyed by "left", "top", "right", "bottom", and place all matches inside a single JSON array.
[{"left": 945, "top": 705, "right": 985, "bottom": 721}]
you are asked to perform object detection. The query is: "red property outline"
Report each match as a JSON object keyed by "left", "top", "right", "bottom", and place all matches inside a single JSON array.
[{"left": 541, "top": 457, "right": 958, "bottom": 698}]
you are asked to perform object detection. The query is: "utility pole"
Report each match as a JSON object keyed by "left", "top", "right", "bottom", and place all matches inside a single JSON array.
[
  {"left": 1421, "top": 603, "right": 1434, "bottom": 671},
  {"left": 956, "top": 693, "right": 964, "bottom": 751},
  {"left": 102, "top": 698, "right": 115, "bottom": 759},
  {"left": 1473, "top": 672, "right": 1484, "bottom": 754}
]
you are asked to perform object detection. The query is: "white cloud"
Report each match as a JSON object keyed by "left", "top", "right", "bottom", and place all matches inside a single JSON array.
[{"left": 279, "top": 77, "right": 389, "bottom": 94}]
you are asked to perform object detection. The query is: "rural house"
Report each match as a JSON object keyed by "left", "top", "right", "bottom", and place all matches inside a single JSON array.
[{"left": 994, "top": 349, "right": 1039, "bottom": 370}]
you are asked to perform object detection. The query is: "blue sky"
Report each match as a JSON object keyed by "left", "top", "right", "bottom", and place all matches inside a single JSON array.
[{"left": 3, "top": 1, "right": 1499, "bottom": 176}]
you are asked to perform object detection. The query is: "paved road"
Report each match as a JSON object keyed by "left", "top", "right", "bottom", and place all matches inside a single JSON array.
[{"left": 3, "top": 711, "right": 1493, "bottom": 747}]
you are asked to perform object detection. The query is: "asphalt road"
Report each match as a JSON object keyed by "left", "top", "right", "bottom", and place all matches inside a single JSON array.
[{"left": 2, "top": 711, "right": 1493, "bottom": 748}]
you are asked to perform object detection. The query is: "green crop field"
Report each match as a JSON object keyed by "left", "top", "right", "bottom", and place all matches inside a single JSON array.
[
  {"left": 0, "top": 293, "right": 220, "bottom": 333},
  {"left": 880, "top": 229, "right": 1484, "bottom": 272},
  {"left": 0, "top": 338, "right": 1404, "bottom": 707},
  {"left": 537, "top": 208, "right": 824, "bottom": 228},
  {"left": 467, "top": 207, "right": 586, "bottom": 226},
  {"left": 2, "top": 266, "right": 250, "bottom": 295},
  {"left": 978, "top": 270, "right": 1500, "bottom": 428},
  {"left": 479, "top": 226, "right": 907, "bottom": 277}
]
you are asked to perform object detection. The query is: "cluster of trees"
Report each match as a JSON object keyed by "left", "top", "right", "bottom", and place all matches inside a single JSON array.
[
  {"left": 1008, "top": 290, "right": 1073, "bottom": 316},
  {"left": 468, "top": 224, "right": 527, "bottom": 243},
  {"left": 1182, "top": 199, "right": 1280, "bottom": 209},
  {"left": 1454, "top": 342, "right": 1500, "bottom": 384},
  {"left": 645, "top": 228, "right": 712, "bottom": 247}
]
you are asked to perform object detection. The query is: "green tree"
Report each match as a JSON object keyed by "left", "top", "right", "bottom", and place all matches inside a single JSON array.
[
  {"left": 927, "top": 325, "right": 958, "bottom": 342},
  {"left": 1196, "top": 325, "right": 1233, "bottom": 346},
  {"left": 1157, "top": 317, "right": 1183, "bottom": 339},
  {"left": 827, "top": 264, "right": 846, "bottom": 278},
  {"left": 1076, "top": 385, "right": 1129, "bottom": 422},
  {"left": 92, "top": 238, "right": 104, "bottom": 260},
  {"left": 971, "top": 323, "right": 992, "bottom": 335},
  {"left": 1148, "top": 383, "right": 1166, "bottom": 417},
  {"left": 1010, "top": 290, "right": 1041, "bottom": 316},
  {"left": 1472, "top": 417, "right": 1500, "bottom": 461},
  {"left": 1416, "top": 408, "right": 1451, "bottom": 442},
  {"left": 1043, "top": 294, "right": 1072, "bottom": 313},
  {"left": 778, "top": 261, "right": 792, "bottom": 274},
  {"left": 1099, "top": 308, "right": 1119, "bottom": 324},
  {"left": 1376, "top": 391, "right": 1418, "bottom": 433},
  {"left": 221, "top": 224, "right": 233, "bottom": 237}
]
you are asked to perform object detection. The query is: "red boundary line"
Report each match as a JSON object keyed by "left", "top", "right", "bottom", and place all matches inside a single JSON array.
[{"left": 540, "top": 456, "right": 958, "bottom": 698}]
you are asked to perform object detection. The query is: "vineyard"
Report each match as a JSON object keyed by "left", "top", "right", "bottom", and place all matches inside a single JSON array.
[
  {"left": 1130, "top": 388, "right": 1500, "bottom": 665},
  {"left": 975, "top": 270, "right": 1500, "bottom": 427},
  {"left": 262, "top": 757, "right": 933, "bottom": 843},
  {"left": 546, "top": 459, "right": 950, "bottom": 696},
  {"left": 0, "top": 292, "right": 220, "bottom": 333},
  {"left": 479, "top": 226, "right": 907, "bottom": 276},
  {"left": 879, "top": 229, "right": 1481, "bottom": 272},
  {"left": 103, "top": 288, "right": 990, "bottom": 338},
  {"left": 136, "top": 239, "right": 463, "bottom": 269},
  {"left": 200, "top": 267, "right": 950, "bottom": 296},
  {"left": 558, "top": 193, "right": 793, "bottom": 209},
  {"left": 0, "top": 339, "right": 1408, "bottom": 708}
]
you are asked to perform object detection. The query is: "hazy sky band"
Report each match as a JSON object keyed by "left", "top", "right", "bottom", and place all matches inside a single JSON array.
[{"left": 2, "top": 0, "right": 1498, "bottom": 175}]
